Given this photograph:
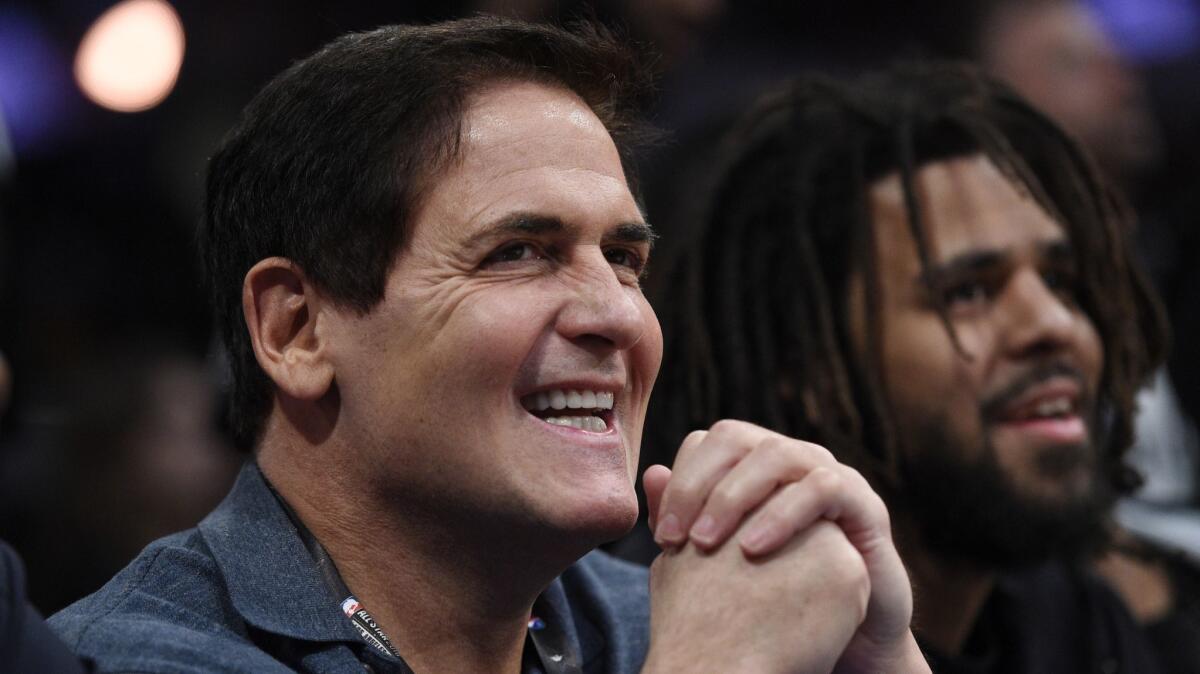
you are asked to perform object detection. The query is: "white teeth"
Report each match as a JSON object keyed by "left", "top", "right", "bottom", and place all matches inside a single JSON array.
[
  {"left": 522, "top": 388, "right": 616, "bottom": 412},
  {"left": 1033, "top": 397, "right": 1072, "bottom": 418},
  {"left": 566, "top": 390, "right": 583, "bottom": 408},
  {"left": 543, "top": 416, "right": 607, "bottom": 432}
]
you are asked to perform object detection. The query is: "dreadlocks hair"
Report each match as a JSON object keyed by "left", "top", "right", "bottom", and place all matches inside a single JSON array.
[{"left": 647, "top": 62, "right": 1167, "bottom": 498}]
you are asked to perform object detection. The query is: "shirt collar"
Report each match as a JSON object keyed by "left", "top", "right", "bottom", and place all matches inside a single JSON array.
[
  {"left": 196, "top": 461, "right": 601, "bottom": 672},
  {"left": 197, "top": 461, "right": 362, "bottom": 645}
]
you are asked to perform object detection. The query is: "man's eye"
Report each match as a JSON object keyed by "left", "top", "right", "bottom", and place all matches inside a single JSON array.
[
  {"left": 943, "top": 281, "right": 989, "bottom": 308},
  {"left": 483, "top": 242, "right": 543, "bottom": 266},
  {"left": 604, "top": 247, "right": 645, "bottom": 273},
  {"left": 1042, "top": 268, "right": 1077, "bottom": 295}
]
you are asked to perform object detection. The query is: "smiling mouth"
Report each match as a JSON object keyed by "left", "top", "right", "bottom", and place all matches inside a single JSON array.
[
  {"left": 521, "top": 388, "right": 614, "bottom": 433},
  {"left": 991, "top": 386, "right": 1091, "bottom": 447},
  {"left": 1002, "top": 394, "right": 1077, "bottom": 423}
]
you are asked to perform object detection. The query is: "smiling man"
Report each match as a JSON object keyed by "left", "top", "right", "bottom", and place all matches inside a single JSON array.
[
  {"left": 651, "top": 64, "right": 1168, "bottom": 672},
  {"left": 47, "top": 17, "right": 926, "bottom": 674},
  {"left": 863, "top": 155, "right": 1113, "bottom": 573}
]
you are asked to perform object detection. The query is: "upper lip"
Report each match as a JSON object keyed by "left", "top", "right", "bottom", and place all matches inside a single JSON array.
[
  {"left": 994, "top": 378, "right": 1081, "bottom": 422},
  {"left": 983, "top": 365, "right": 1086, "bottom": 423}
]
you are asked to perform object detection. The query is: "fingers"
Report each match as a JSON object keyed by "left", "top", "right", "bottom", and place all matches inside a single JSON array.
[
  {"left": 651, "top": 419, "right": 915, "bottom": 663},
  {"left": 642, "top": 465, "right": 672, "bottom": 532},
  {"left": 654, "top": 420, "right": 839, "bottom": 550},
  {"left": 684, "top": 436, "right": 829, "bottom": 549},
  {"left": 653, "top": 429, "right": 716, "bottom": 546},
  {"left": 736, "top": 465, "right": 880, "bottom": 557},
  {"left": 655, "top": 419, "right": 888, "bottom": 560}
]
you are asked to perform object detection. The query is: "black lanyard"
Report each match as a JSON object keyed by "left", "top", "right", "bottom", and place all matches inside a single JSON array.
[
  {"left": 262, "top": 471, "right": 582, "bottom": 673},
  {"left": 266, "top": 479, "right": 404, "bottom": 662}
]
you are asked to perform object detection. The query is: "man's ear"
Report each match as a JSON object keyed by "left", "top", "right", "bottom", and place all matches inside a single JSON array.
[{"left": 242, "top": 257, "right": 335, "bottom": 402}]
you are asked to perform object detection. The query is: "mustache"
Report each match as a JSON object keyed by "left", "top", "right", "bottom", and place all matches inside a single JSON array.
[{"left": 979, "top": 362, "right": 1087, "bottom": 421}]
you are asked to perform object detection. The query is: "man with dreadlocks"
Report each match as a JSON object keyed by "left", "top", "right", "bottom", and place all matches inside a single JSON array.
[{"left": 646, "top": 63, "right": 1169, "bottom": 672}]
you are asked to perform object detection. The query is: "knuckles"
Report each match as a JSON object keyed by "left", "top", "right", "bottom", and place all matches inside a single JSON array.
[
  {"left": 667, "top": 418, "right": 895, "bottom": 548},
  {"left": 807, "top": 465, "right": 844, "bottom": 496},
  {"left": 705, "top": 478, "right": 742, "bottom": 513},
  {"left": 699, "top": 420, "right": 841, "bottom": 476},
  {"left": 675, "top": 429, "right": 708, "bottom": 460},
  {"left": 705, "top": 418, "right": 756, "bottom": 439}
]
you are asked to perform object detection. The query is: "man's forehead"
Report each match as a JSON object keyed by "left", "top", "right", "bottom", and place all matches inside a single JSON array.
[
  {"left": 868, "top": 154, "right": 1068, "bottom": 266},
  {"left": 466, "top": 91, "right": 601, "bottom": 142},
  {"left": 409, "top": 78, "right": 640, "bottom": 247},
  {"left": 446, "top": 80, "right": 628, "bottom": 196},
  {"left": 462, "top": 80, "right": 607, "bottom": 153}
]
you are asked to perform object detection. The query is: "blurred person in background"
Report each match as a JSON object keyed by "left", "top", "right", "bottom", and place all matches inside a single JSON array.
[
  {"left": 970, "top": 0, "right": 1163, "bottom": 187},
  {"left": 48, "top": 16, "right": 927, "bottom": 673},
  {"left": 0, "top": 358, "right": 89, "bottom": 670},
  {"left": 0, "top": 213, "right": 87, "bottom": 671},
  {"left": 0, "top": 340, "right": 240, "bottom": 615},
  {"left": 644, "top": 63, "right": 1179, "bottom": 672}
]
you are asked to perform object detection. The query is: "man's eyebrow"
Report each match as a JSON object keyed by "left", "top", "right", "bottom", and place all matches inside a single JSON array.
[
  {"left": 1040, "top": 239, "right": 1075, "bottom": 263},
  {"left": 919, "top": 249, "right": 1006, "bottom": 286},
  {"left": 465, "top": 213, "right": 569, "bottom": 247},
  {"left": 465, "top": 212, "right": 656, "bottom": 247},
  {"left": 607, "top": 221, "right": 658, "bottom": 248},
  {"left": 918, "top": 237, "right": 1072, "bottom": 285}
]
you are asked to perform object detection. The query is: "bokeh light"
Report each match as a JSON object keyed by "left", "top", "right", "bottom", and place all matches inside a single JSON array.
[{"left": 74, "top": 0, "right": 185, "bottom": 113}]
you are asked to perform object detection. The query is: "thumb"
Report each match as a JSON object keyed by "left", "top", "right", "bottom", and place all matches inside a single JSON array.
[{"left": 643, "top": 464, "right": 672, "bottom": 533}]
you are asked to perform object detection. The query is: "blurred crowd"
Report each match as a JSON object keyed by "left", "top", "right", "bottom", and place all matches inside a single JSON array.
[{"left": 2, "top": 0, "right": 1200, "bottom": 659}]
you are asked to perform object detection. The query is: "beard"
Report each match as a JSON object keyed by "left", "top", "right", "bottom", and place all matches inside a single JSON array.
[{"left": 894, "top": 409, "right": 1116, "bottom": 571}]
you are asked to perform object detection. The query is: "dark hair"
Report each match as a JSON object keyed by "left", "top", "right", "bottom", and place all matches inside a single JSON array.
[
  {"left": 202, "top": 16, "right": 652, "bottom": 451},
  {"left": 650, "top": 62, "right": 1167, "bottom": 496}
]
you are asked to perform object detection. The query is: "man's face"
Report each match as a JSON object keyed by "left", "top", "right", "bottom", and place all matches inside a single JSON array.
[
  {"left": 321, "top": 81, "right": 662, "bottom": 550},
  {"left": 859, "top": 154, "right": 1108, "bottom": 567}
]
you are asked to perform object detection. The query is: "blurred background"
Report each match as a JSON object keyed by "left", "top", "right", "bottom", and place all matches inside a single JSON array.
[{"left": 1, "top": 0, "right": 1199, "bottom": 615}]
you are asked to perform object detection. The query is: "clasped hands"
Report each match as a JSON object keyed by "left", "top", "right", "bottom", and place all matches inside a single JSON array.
[{"left": 640, "top": 420, "right": 929, "bottom": 674}]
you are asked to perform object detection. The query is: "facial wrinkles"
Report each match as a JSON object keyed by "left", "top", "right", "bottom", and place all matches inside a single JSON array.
[
  {"left": 523, "top": 248, "right": 647, "bottom": 359},
  {"left": 385, "top": 116, "right": 641, "bottom": 367},
  {"left": 377, "top": 237, "right": 477, "bottom": 337},
  {"left": 406, "top": 229, "right": 643, "bottom": 343}
]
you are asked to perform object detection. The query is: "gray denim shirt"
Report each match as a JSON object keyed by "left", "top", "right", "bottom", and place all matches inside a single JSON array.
[{"left": 49, "top": 462, "right": 650, "bottom": 673}]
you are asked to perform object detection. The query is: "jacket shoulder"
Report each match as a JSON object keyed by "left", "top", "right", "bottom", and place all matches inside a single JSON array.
[{"left": 49, "top": 530, "right": 287, "bottom": 674}]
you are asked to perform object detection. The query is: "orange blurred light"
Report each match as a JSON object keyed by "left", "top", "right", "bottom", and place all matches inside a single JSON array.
[{"left": 74, "top": 0, "right": 185, "bottom": 113}]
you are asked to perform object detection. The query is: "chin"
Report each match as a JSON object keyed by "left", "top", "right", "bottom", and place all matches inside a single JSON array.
[{"left": 546, "top": 488, "right": 640, "bottom": 547}]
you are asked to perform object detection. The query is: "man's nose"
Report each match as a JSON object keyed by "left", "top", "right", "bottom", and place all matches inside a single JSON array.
[
  {"left": 998, "top": 268, "right": 1079, "bottom": 358},
  {"left": 555, "top": 254, "right": 647, "bottom": 352}
]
